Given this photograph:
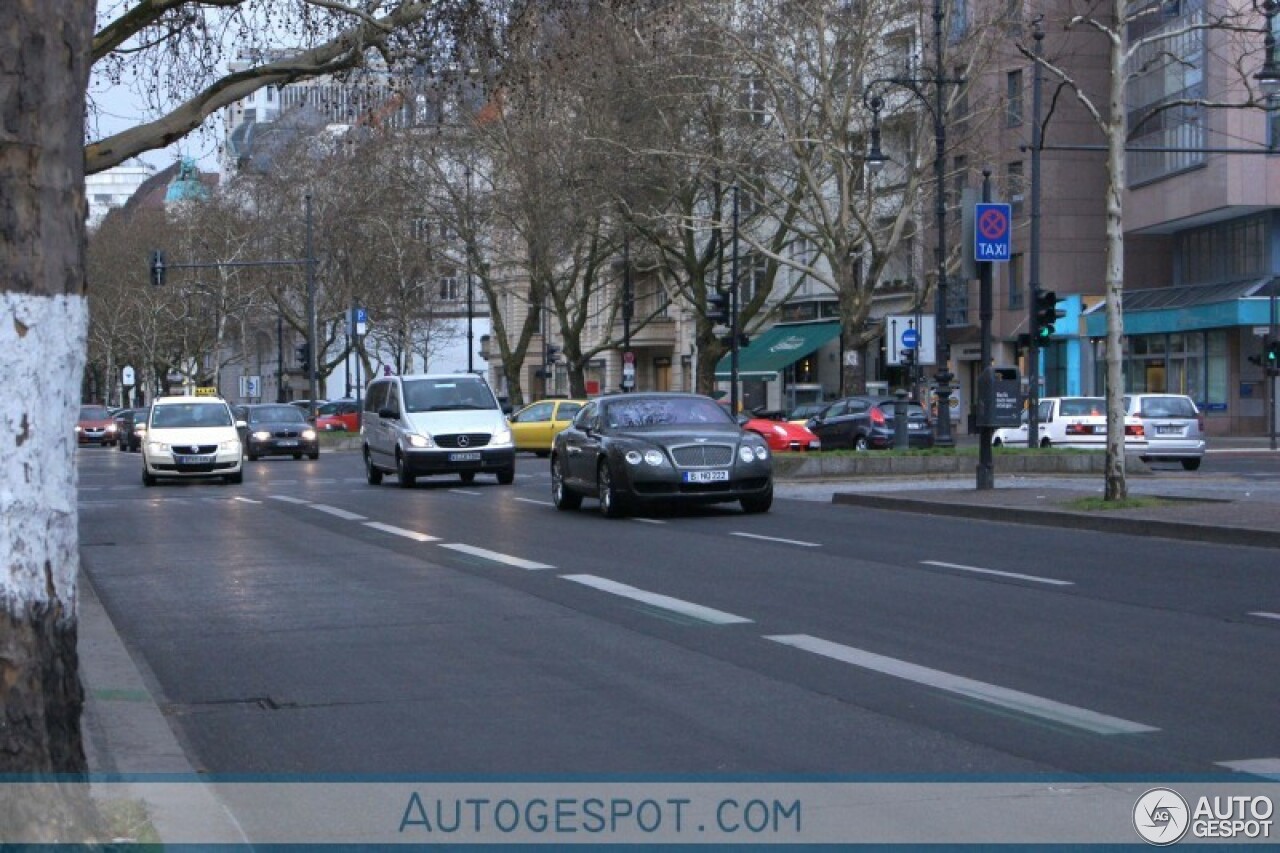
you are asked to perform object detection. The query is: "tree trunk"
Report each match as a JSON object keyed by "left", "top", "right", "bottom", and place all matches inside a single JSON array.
[
  {"left": 1103, "top": 7, "right": 1128, "bottom": 501},
  {"left": 1, "top": 0, "right": 93, "bottom": 775}
]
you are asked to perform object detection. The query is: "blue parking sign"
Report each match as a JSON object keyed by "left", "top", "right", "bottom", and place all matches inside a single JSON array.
[{"left": 974, "top": 203, "right": 1012, "bottom": 262}]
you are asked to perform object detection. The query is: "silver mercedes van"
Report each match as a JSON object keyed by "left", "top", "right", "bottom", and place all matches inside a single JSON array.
[{"left": 361, "top": 373, "right": 516, "bottom": 487}]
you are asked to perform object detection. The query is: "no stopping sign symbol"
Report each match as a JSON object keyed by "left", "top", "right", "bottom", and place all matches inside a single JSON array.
[{"left": 975, "top": 203, "right": 1011, "bottom": 261}]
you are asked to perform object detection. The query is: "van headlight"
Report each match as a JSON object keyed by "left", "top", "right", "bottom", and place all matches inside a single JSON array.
[
  {"left": 408, "top": 433, "right": 434, "bottom": 448},
  {"left": 492, "top": 427, "right": 513, "bottom": 446}
]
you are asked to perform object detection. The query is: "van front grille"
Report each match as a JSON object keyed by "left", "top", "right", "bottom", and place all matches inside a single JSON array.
[{"left": 435, "top": 433, "right": 491, "bottom": 448}]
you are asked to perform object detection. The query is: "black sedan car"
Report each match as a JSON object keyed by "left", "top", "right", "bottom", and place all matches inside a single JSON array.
[
  {"left": 551, "top": 392, "right": 773, "bottom": 517},
  {"left": 806, "top": 395, "right": 933, "bottom": 450},
  {"left": 114, "top": 407, "right": 150, "bottom": 452},
  {"left": 237, "top": 404, "right": 319, "bottom": 460}
]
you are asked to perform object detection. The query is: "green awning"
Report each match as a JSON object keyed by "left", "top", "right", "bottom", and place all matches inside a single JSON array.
[{"left": 714, "top": 321, "right": 842, "bottom": 380}]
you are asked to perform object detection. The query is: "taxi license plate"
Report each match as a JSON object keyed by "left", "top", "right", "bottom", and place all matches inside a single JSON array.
[
  {"left": 1157, "top": 425, "right": 1180, "bottom": 434},
  {"left": 450, "top": 451, "right": 482, "bottom": 462},
  {"left": 683, "top": 470, "right": 729, "bottom": 483},
  {"left": 176, "top": 455, "right": 214, "bottom": 465}
]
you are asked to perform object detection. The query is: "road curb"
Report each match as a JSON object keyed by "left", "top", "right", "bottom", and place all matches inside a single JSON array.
[{"left": 830, "top": 492, "right": 1280, "bottom": 549}]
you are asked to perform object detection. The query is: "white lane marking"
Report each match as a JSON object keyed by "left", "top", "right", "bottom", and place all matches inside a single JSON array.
[
  {"left": 309, "top": 504, "right": 366, "bottom": 521},
  {"left": 561, "top": 575, "right": 753, "bottom": 625},
  {"left": 921, "top": 560, "right": 1073, "bottom": 587},
  {"left": 1249, "top": 611, "right": 1280, "bottom": 622},
  {"left": 765, "top": 634, "right": 1157, "bottom": 736},
  {"left": 450, "top": 489, "right": 482, "bottom": 496},
  {"left": 232, "top": 496, "right": 262, "bottom": 504},
  {"left": 515, "top": 497, "right": 553, "bottom": 507},
  {"left": 730, "top": 531, "right": 821, "bottom": 548},
  {"left": 269, "top": 495, "right": 310, "bottom": 505},
  {"left": 311, "top": 478, "right": 337, "bottom": 484},
  {"left": 630, "top": 518, "right": 666, "bottom": 525},
  {"left": 363, "top": 522, "right": 438, "bottom": 542},
  {"left": 1216, "top": 758, "right": 1280, "bottom": 780},
  {"left": 438, "top": 543, "right": 553, "bottom": 570},
  {"left": 266, "top": 480, "right": 299, "bottom": 486}
]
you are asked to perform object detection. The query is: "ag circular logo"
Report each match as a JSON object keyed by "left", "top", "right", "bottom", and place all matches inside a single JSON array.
[{"left": 1134, "top": 788, "right": 1189, "bottom": 845}]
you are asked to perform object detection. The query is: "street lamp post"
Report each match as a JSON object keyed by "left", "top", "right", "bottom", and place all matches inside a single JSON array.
[
  {"left": 864, "top": 0, "right": 962, "bottom": 447},
  {"left": 1027, "top": 17, "right": 1046, "bottom": 446}
]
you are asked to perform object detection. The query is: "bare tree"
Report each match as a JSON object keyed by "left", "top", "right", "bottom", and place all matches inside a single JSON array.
[{"left": 1025, "top": 0, "right": 1268, "bottom": 499}]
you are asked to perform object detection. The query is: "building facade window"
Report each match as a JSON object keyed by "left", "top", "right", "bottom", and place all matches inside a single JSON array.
[
  {"left": 1006, "top": 70, "right": 1023, "bottom": 127},
  {"left": 1177, "top": 215, "right": 1268, "bottom": 285},
  {"left": 1109, "top": 330, "right": 1224, "bottom": 408},
  {"left": 1125, "top": 0, "right": 1206, "bottom": 184},
  {"left": 439, "top": 270, "right": 460, "bottom": 301}
]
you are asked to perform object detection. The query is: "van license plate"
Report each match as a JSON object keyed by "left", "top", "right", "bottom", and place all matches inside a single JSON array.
[
  {"left": 683, "top": 470, "right": 729, "bottom": 483},
  {"left": 450, "top": 452, "right": 482, "bottom": 462}
]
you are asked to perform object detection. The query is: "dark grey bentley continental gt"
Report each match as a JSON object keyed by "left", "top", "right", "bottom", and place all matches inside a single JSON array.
[{"left": 550, "top": 392, "right": 773, "bottom": 517}]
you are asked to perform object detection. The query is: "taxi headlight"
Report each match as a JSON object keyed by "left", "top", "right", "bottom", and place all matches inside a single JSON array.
[
  {"left": 219, "top": 439, "right": 241, "bottom": 452},
  {"left": 147, "top": 441, "right": 170, "bottom": 454}
]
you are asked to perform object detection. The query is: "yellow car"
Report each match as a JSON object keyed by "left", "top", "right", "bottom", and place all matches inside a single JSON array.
[{"left": 508, "top": 399, "right": 586, "bottom": 456}]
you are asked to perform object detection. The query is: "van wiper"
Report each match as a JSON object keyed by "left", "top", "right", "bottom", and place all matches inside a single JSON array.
[{"left": 426, "top": 403, "right": 486, "bottom": 411}]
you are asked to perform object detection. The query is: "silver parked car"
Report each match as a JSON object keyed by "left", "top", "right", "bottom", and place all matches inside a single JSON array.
[{"left": 1123, "top": 393, "right": 1206, "bottom": 470}]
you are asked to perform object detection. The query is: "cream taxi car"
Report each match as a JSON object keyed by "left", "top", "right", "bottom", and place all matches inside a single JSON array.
[{"left": 992, "top": 396, "right": 1147, "bottom": 450}]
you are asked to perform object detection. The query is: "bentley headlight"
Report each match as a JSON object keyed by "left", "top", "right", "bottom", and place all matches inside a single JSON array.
[
  {"left": 739, "top": 445, "right": 756, "bottom": 463},
  {"left": 643, "top": 449, "right": 664, "bottom": 466},
  {"left": 625, "top": 450, "right": 644, "bottom": 465},
  {"left": 754, "top": 445, "right": 769, "bottom": 460}
]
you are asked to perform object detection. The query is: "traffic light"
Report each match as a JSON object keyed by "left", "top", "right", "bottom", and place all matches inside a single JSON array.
[
  {"left": 545, "top": 343, "right": 561, "bottom": 364},
  {"left": 1015, "top": 333, "right": 1031, "bottom": 351},
  {"left": 706, "top": 290, "right": 730, "bottom": 327},
  {"left": 900, "top": 346, "right": 915, "bottom": 366},
  {"left": 296, "top": 341, "right": 310, "bottom": 367},
  {"left": 149, "top": 250, "right": 166, "bottom": 286},
  {"left": 1268, "top": 340, "right": 1280, "bottom": 370},
  {"left": 1035, "top": 290, "right": 1066, "bottom": 341}
]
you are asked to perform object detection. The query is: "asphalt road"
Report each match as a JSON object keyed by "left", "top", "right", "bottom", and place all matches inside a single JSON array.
[{"left": 77, "top": 446, "right": 1280, "bottom": 780}]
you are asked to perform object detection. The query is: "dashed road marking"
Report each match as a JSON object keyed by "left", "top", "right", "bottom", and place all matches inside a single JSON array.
[
  {"left": 1248, "top": 611, "right": 1280, "bottom": 622},
  {"left": 515, "top": 497, "right": 553, "bottom": 507},
  {"left": 311, "top": 503, "right": 367, "bottom": 521},
  {"left": 561, "top": 575, "right": 753, "bottom": 625},
  {"left": 269, "top": 495, "right": 310, "bottom": 505},
  {"left": 450, "top": 489, "right": 483, "bottom": 496},
  {"left": 1216, "top": 758, "right": 1280, "bottom": 780},
  {"left": 921, "top": 560, "right": 1073, "bottom": 586},
  {"left": 765, "top": 634, "right": 1157, "bottom": 736},
  {"left": 630, "top": 518, "right": 666, "bottom": 525},
  {"left": 232, "top": 496, "right": 262, "bottom": 504},
  {"left": 438, "top": 543, "right": 553, "bottom": 570},
  {"left": 731, "top": 531, "right": 821, "bottom": 548},
  {"left": 363, "top": 522, "right": 438, "bottom": 542}
]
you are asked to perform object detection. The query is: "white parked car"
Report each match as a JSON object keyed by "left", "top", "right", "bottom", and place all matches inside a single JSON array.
[
  {"left": 1124, "top": 393, "right": 1206, "bottom": 470},
  {"left": 991, "top": 397, "right": 1147, "bottom": 451},
  {"left": 142, "top": 396, "right": 245, "bottom": 486}
]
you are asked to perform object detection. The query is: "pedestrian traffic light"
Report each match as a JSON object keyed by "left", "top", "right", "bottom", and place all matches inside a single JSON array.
[
  {"left": 296, "top": 341, "right": 310, "bottom": 367},
  {"left": 1035, "top": 290, "right": 1065, "bottom": 341},
  {"left": 706, "top": 290, "right": 730, "bottom": 327},
  {"left": 1268, "top": 340, "right": 1280, "bottom": 367},
  {"left": 149, "top": 250, "right": 166, "bottom": 286}
]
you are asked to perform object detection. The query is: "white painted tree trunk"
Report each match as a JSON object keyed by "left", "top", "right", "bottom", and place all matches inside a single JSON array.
[{"left": 1103, "top": 0, "right": 1129, "bottom": 501}]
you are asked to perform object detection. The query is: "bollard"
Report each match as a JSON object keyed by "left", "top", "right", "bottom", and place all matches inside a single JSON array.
[{"left": 894, "top": 388, "right": 910, "bottom": 450}]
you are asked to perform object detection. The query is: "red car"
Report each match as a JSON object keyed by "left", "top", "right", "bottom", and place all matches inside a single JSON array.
[
  {"left": 739, "top": 411, "right": 821, "bottom": 452},
  {"left": 314, "top": 399, "right": 360, "bottom": 432},
  {"left": 76, "top": 404, "right": 119, "bottom": 446}
]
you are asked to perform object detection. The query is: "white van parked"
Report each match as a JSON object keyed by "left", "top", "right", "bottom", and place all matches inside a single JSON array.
[{"left": 361, "top": 373, "right": 516, "bottom": 487}]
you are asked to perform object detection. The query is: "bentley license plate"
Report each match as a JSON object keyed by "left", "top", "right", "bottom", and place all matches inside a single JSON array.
[
  {"left": 449, "top": 451, "right": 482, "bottom": 462},
  {"left": 683, "top": 470, "right": 729, "bottom": 483}
]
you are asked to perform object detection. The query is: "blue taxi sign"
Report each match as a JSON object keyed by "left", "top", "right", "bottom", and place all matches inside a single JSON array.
[{"left": 975, "top": 203, "right": 1012, "bottom": 262}]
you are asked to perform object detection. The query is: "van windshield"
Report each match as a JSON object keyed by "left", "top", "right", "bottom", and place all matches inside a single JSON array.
[{"left": 402, "top": 379, "right": 496, "bottom": 413}]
